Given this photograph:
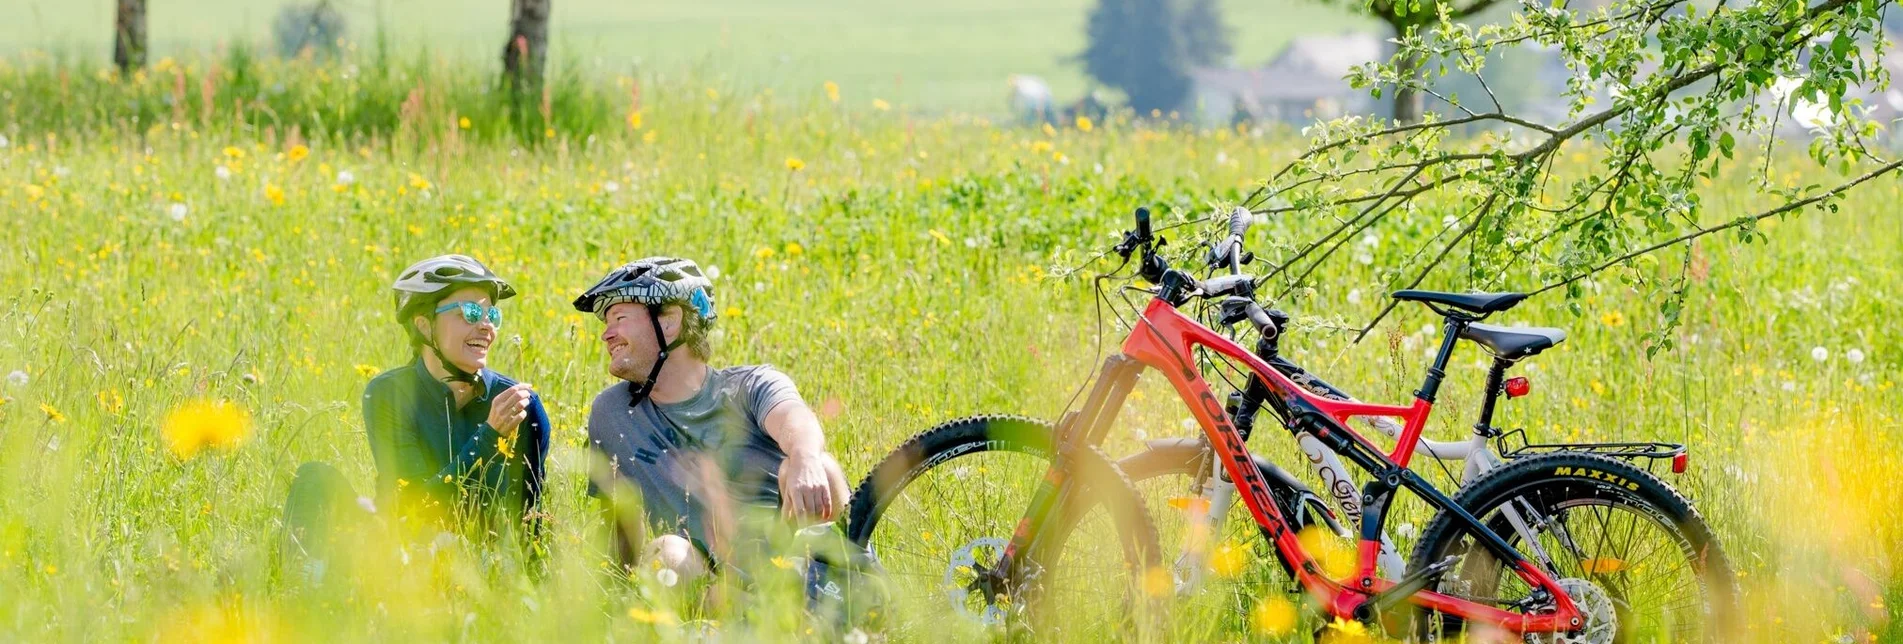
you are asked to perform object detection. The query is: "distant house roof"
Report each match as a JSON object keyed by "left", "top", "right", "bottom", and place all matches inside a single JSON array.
[
  {"left": 1264, "top": 31, "right": 1387, "bottom": 81},
  {"left": 1187, "top": 31, "right": 1387, "bottom": 110}
]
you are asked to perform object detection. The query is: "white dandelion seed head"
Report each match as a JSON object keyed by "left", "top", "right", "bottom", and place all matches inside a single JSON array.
[
  {"left": 215, "top": 165, "right": 232, "bottom": 181},
  {"left": 1781, "top": 380, "right": 1797, "bottom": 392},
  {"left": 1093, "top": 162, "right": 1104, "bottom": 174},
  {"left": 169, "top": 203, "right": 188, "bottom": 221},
  {"left": 656, "top": 567, "right": 680, "bottom": 587},
  {"left": 844, "top": 629, "right": 869, "bottom": 644},
  {"left": 1347, "top": 289, "right": 1363, "bottom": 305},
  {"left": 337, "top": 170, "right": 355, "bottom": 185},
  {"left": 706, "top": 265, "right": 721, "bottom": 280},
  {"left": 5, "top": 370, "right": 26, "bottom": 387},
  {"left": 964, "top": 237, "right": 979, "bottom": 248},
  {"left": 1846, "top": 348, "right": 1866, "bottom": 364},
  {"left": 1360, "top": 233, "right": 1379, "bottom": 248},
  {"left": 53, "top": 166, "right": 70, "bottom": 178},
  {"left": 604, "top": 180, "right": 621, "bottom": 193},
  {"left": 0, "top": 134, "right": 9, "bottom": 148},
  {"left": 1811, "top": 346, "right": 1829, "bottom": 362},
  {"left": 1354, "top": 251, "right": 1374, "bottom": 266}
]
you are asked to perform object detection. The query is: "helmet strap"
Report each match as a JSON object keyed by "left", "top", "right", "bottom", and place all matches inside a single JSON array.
[
  {"left": 418, "top": 319, "right": 479, "bottom": 385},
  {"left": 627, "top": 303, "right": 686, "bottom": 406}
]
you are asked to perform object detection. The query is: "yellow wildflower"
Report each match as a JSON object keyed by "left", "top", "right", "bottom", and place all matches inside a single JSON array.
[
  {"left": 785, "top": 157, "right": 805, "bottom": 172},
  {"left": 1141, "top": 566, "right": 1173, "bottom": 597},
  {"left": 286, "top": 144, "right": 309, "bottom": 163},
  {"left": 1209, "top": 541, "right": 1247, "bottom": 578},
  {"left": 627, "top": 607, "right": 679, "bottom": 625},
  {"left": 408, "top": 173, "right": 432, "bottom": 191},
  {"left": 784, "top": 242, "right": 803, "bottom": 256},
  {"left": 161, "top": 399, "right": 253, "bottom": 460},
  {"left": 626, "top": 111, "right": 642, "bottom": 130},
  {"left": 97, "top": 389, "right": 125, "bottom": 415},
  {"left": 355, "top": 364, "right": 379, "bottom": 379},
  {"left": 1075, "top": 115, "right": 1094, "bottom": 132},
  {"left": 544, "top": 127, "right": 555, "bottom": 139},
  {"left": 264, "top": 184, "right": 285, "bottom": 206},
  {"left": 458, "top": 117, "right": 472, "bottom": 130},
  {"left": 1600, "top": 310, "right": 1626, "bottom": 327},
  {"left": 754, "top": 246, "right": 776, "bottom": 259},
  {"left": 1250, "top": 596, "right": 1297, "bottom": 635},
  {"left": 823, "top": 81, "right": 840, "bottom": 103},
  {"left": 40, "top": 403, "right": 66, "bottom": 423},
  {"left": 871, "top": 98, "right": 891, "bottom": 111},
  {"left": 222, "top": 146, "right": 245, "bottom": 160}
]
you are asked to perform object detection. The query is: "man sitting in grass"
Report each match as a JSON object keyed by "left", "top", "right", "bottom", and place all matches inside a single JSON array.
[{"left": 575, "top": 256, "right": 851, "bottom": 583}]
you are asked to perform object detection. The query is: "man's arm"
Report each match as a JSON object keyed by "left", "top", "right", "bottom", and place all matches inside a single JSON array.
[{"left": 762, "top": 401, "right": 851, "bottom": 521}]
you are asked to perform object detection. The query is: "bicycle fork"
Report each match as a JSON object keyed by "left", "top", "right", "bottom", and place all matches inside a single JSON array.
[{"left": 998, "top": 355, "right": 1146, "bottom": 598}]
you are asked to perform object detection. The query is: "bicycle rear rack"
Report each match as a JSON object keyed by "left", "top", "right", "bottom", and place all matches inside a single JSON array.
[{"left": 1495, "top": 428, "right": 1688, "bottom": 475}]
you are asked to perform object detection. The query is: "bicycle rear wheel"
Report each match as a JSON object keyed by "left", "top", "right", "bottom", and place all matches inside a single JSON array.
[
  {"left": 1409, "top": 452, "right": 1736, "bottom": 642},
  {"left": 846, "top": 415, "right": 1162, "bottom": 640}
]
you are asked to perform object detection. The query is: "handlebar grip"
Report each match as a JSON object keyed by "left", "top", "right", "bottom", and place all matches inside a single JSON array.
[
  {"left": 1134, "top": 207, "right": 1152, "bottom": 241},
  {"left": 1246, "top": 302, "right": 1279, "bottom": 337},
  {"left": 1228, "top": 206, "right": 1252, "bottom": 238}
]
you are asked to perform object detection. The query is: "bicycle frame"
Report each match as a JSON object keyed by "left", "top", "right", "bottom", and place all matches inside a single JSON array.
[{"left": 1003, "top": 297, "right": 1585, "bottom": 633}]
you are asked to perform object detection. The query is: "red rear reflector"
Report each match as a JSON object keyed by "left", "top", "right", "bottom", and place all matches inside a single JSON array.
[
  {"left": 1671, "top": 451, "right": 1689, "bottom": 474},
  {"left": 1504, "top": 376, "right": 1531, "bottom": 398}
]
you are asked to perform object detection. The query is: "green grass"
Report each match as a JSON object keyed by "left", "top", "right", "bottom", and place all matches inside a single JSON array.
[
  {"left": 0, "top": 55, "right": 1899, "bottom": 642},
  {"left": 4, "top": 0, "right": 1376, "bottom": 112}
]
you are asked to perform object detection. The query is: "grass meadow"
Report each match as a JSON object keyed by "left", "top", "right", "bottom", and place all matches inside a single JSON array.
[{"left": 0, "top": 52, "right": 1899, "bottom": 642}]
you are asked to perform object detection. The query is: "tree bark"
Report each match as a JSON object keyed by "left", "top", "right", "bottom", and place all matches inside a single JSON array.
[
  {"left": 113, "top": 0, "right": 147, "bottom": 73},
  {"left": 501, "top": 0, "right": 552, "bottom": 97},
  {"left": 1390, "top": 21, "right": 1423, "bottom": 125}
]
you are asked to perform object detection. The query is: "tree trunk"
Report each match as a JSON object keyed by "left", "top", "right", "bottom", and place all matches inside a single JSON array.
[
  {"left": 501, "top": 0, "right": 552, "bottom": 97},
  {"left": 113, "top": 0, "right": 147, "bottom": 73},
  {"left": 1390, "top": 25, "right": 1424, "bottom": 125}
]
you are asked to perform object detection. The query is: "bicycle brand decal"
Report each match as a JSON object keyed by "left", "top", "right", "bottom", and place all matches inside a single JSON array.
[{"left": 1552, "top": 467, "right": 1641, "bottom": 491}]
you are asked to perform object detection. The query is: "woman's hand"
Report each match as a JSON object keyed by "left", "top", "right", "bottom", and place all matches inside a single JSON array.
[{"left": 486, "top": 383, "right": 534, "bottom": 438}]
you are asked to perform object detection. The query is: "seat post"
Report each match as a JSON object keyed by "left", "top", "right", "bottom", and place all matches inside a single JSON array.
[
  {"left": 1472, "top": 357, "right": 1513, "bottom": 437},
  {"left": 1415, "top": 317, "right": 1466, "bottom": 402}
]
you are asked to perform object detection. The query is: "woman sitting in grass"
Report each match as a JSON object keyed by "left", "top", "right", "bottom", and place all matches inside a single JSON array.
[{"left": 283, "top": 255, "right": 551, "bottom": 576}]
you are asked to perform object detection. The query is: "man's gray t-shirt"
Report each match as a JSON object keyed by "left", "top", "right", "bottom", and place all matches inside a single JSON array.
[{"left": 587, "top": 365, "right": 802, "bottom": 548}]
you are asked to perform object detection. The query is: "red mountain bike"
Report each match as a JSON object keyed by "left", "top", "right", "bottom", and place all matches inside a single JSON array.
[{"left": 847, "top": 207, "right": 1734, "bottom": 640}]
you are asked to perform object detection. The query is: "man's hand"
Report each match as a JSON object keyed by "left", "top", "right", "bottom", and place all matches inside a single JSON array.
[
  {"left": 779, "top": 450, "right": 850, "bottom": 521},
  {"left": 486, "top": 383, "right": 534, "bottom": 438}
]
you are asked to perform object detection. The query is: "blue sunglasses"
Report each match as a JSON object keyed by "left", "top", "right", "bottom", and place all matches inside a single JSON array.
[{"left": 434, "top": 301, "right": 503, "bottom": 328}]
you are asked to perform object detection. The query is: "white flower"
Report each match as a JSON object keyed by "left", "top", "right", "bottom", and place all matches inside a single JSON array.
[
  {"left": 1396, "top": 522, "right": 1417, "bottom": 540},
  {"left": 656, "top": 568, "right": 680, "bottom": 587},
  {"left": 603, "top": 180, "right": 620, "bottom": 193},
  {"left": 336, "top": 170, "right": 355, "bottom": 185},
  {"left": 1353, "top": 251, "right": 1374, "bottom": 266},
  {"left": 215, "top": 165, "right": 232, "bottom": 181},
  {"left": 844, "top": 629, "right": 869, "bottom": 644},
  {"left": 1093, "top": 162, "right": 1104, "bottom": 174},
  {"left": 1215, "top": 151, "right": 1230, "bottom": 165},
  {"left": 356, "top": 496, "right": 378, "bottom": 513},
  {"left": 1360, "top": 233, "right": 1379, "bottom": 248},
  {"left": 706, "top": 265, "right": 722, "bottom": 280},
  {"left": 168, "top": 203, "right": 188, "bottom": 221},
  {"left": 1180, "top": 418, "right": 1197, "bottom": 430},
  {"left": 1846, "top": 348, "right": 1866, "bottom": 364},
  {"left": 0, "top": 134, "right": 9, "bottom": 148},
  {"left": 1347, "top": 289, "right": 1363, "bottom": 305},
  {"left": 5, "top": 370, "right": 26, "bottom": 387},
  {"left": 1811, "top": 346, "right": 1829, "bottom": 362},
  {"left": 1781, "top": 380, "right": 1796, "bottom": 392},
  {"left": 53, "top": 166, "right": 70, "bottom": 178}
]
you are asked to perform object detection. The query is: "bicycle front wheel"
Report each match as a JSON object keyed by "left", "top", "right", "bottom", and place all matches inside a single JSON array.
[
  {"left": 845, "top": 415, "right": 1162, "bottom": 640},
  {"left": 1410, "top": 452, "right": 1736, "bottom": 642}
]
